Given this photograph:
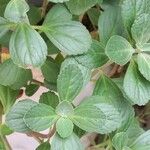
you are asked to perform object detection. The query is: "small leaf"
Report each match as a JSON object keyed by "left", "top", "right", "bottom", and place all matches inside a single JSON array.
[
  {"left": 36, "top": 142, "right": 51, "bottom": 150},
  {"left": 10, "top": 23, "right": 47, "bottom": 67},
  {"left": 39, "top": 91, "right": 59, "bottom": 109},
  {"left": 57, "top": 64, "right": 83, "bottom": 102},
  {"left": 0, "top": 59, "right": 32, "bottom": 89},
  {"left": 56, "top": 118, "right": 74, "bottom": 138},
  {"left": 24, "top": 103, "right": 58, "bottom": 132},
  {"left": 56, "top": 101, "right": 74, "bottom": 117},
  {"left": 0, "top": 124, "right": 13, "bottom": 136},
  {"left": 51, "top": 133, "right": 84, "bottom": 150},
  {"left": 25, "top": 84, "right": 39, "bottom": 97},
  {"left": 131, "top": 13, "right": 150, "bottom": 45},
  {"left": 6, "top": 99, "right": 38, "bottom": 132},
  {"left": 75, "top": 40, "right": 108, "bottom": 69},
  {"left": 66, "top": 0, "right": 98, "bottom": 15},
  {"left": 42, "top": 5, "right": 91, "bottom": 55},
  {"left": 106, "top": 35, "right": 134, "bottom": 65},
  {"left": 123, "top": 60, "right": 150, "bottom": 105},
  {"left": 71, "top": 96, "right": 121, "bottom": 134},
  {"left": 4, "top": 0, "right": 29, "bottom": 23}
]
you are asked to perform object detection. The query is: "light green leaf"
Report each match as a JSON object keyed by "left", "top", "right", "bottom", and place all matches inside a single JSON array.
[
  {"left": 56, "top": 118, "right": 74, "bottom": 138},
  {"left": 57, "top": 64, "right": 83, "bottom": 102},
  {"left": 36, "top": 142, "right": 51, "bottom": 150},
  {"left": 10, "top": 23, "right": 47, "bottom": 67},
  {"left": 71, "top": 96, "right": 121, "bottom": 134},
  {"left": 137, "top": 43, "right": 150, "bottom": 52},
  {"left": 4, "top": 0, "right": 29, "bottom": 23},
  {"left": 131, "top": 130, "right": 150, "bottom": 150},
  {"left": 39, "top": 91, "right": 59, "bottom": 109},
  {"left": 124, "top": 60, "right": 150, "bottom": 105},
  {"left": 98, "top": 5, "right": 123, "bottom": 45},
  {"left": 48, "top": 0, "right": 69, "bottom": 3},
  {"left": 42, "top": 5, "right": 91, "bottom": 55},
  {"left": 24, "top": 103, "right": 58, "bottom": 132},
  {"left": 131, "top": 14, "right": 150, "bottom": 45},
  {"left": 0, "top": 59, "right": 32, "bottom": 89},
  {"left": 75, "top": 40, "right": 108, "bottom": 69},
  {"left": 106, "top": 35, "right": 134, "bottom": 65},
  {"left": 41, "top": 58, "right": 60, "bottom": 84},
  {"left": 6, "top": 100, "right": 38, "bottom": 132},
  {"left": 55, "top": 101, "right": 74, "bottom": 117},
  {"left": 51, "top": 133, "right": 84, "bottom": 150},
  {"left": 66, "top": 0, "right": 98, "bottom": 15},
  {"left": 137, "top": 53, "right": 150, "bottom": 81}
]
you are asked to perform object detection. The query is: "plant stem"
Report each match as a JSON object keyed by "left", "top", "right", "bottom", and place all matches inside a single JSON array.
[
  {"left": 41, "top": 0, "right": 48, "bottom": 18},
  {"left": 0, "top": 135, "right": 12, "bottom": 150}
]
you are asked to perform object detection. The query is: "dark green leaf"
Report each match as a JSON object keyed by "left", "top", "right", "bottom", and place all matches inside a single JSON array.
[
  {"left": 25, "top": 84, "right": 39, "bottom": 96},
  {"left": 36, "top": 142, "right": 51, "bottom": 150}
]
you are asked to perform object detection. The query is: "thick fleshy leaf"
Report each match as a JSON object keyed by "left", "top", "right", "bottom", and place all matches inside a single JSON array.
[
  {"left": 71, "top": 96, "right": 121, "bottom": 134},
  {"left": 131, "top": 13, "right": 150, "bottom": 45},
  {"left": 42, "top": 5, "right": 91, "bottom": 55},
  {"left": 51, "top": 133, "right": 84, "bottom": 150},
  {"left": 56, "top": 118, "right": 74, "bottom": 138},
  {"left": 24, "top": 103, "right": 58, "bottom": 132},
  {"left": 0, "top": 59, "right": 32, "bottom": 89},
  {"left": 98, "top": 5, "right": 123, "bottom": 45},
  {"left": 123, "top": 60, "right": 150, "bottom": 105},
  {"left": 66, "top": 0, "right": 98, "bottom": 15},
  {"left": 4, "top": 0, "right": 29, "bottom": 23},
  {"left": 36, "top": 142, "right": 51, "bottom": 150},
  {"left": 137, "top": 53, "right": 150, "bottom": 81},
  {"left": 75, "top": 40, "right": 108, "bottom": 69},
  {"left": 39, "top": 91, "right": 59, "bottom": 109},
  {"left": 57, "top": 64, "right": 83, "bottom": 102},
  {"left": 10, "top": 23, "right": 47, "bottom": 67},
  {"left": 6, "top": 100, "right": 38, "bottom": 132},
  {"left": 105, "top": 35, "right": 134, "bottom": 65}
]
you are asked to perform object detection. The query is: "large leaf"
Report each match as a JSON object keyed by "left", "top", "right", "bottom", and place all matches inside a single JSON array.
[
  {"left": 57, "top": 64, "right": 83, "bottom": 102},
  {"left": 75, "top": 40, "right": 108, "bottom": 69},
  {"left": 10, "top": 23, "right": 47, "bottom": 67},
  {"left": 98, "top": 5, "right": 123, "bottom": 45},
  {"left": 71, "top": 96, "right": 121, "bottom": 134},
  {"left": 106, "top": 35, "right": 134, "bottom": 65},
  {"left": 51, "top": 133, "right": 84, "bottom": 150},
  {"left": 137, "top": 53, "right": 150, "bottom": 81},
  {"left": 6, "top": 100, "right": 38, "bottom": 132},
  {"left": 4, "top": 0, "right": 29, "bottom": 23},
  {"left": 66, "top": 0, "right": 98, "bottom": 15},
  {"left": 0, "top": 59, "right": 32, "bottom": 89},
  {"left": 42, "top": 4, "right": 91, "bottom": 55},
  {"left": 24, "top": 103, "right": 58, "bottom": 132},
  {"left": 123, "top": 60, "right": 150, "bottom": 105},
  {"left": 131, "top": 13, "right": 150, "bottom": 45}
]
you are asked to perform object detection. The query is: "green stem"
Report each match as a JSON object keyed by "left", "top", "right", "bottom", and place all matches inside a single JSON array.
[{"left": 0, "top": 135, "right": 12, "bottom": 150}]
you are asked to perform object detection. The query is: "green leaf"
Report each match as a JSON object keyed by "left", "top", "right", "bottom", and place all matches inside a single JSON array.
[
  {"left": 93, "top": 74, "right": 134, "bottom": 130},
  {"left": 0, "top": 85, "right": 18, "bottom": 113},
  {"left": 106, "top": 35, "right": 134, "bottom": 65},
  {"left": 131, "top": 14, "right": 150, "bottom": 45},
  {"left": 39, "top": 91, "right": 59, "bottom": 109},
  {"left": 71, "top": 96, "right": 121, "bottom": 134},
  {"left": 0, "top": 59, "right": 32, "bottom": 89},
  {"left": 24, "top": 103, "right": 58, "bottom": 132},
  {"left": 66, "top": 0, "right": 98, "bottom": 15},
  {"left": 42, "top": 4, "right": 91, "bottom": 55},
  {"left": 25, "top": 84, "right": 39, "bottom": 97},
  {"left": 98, "top": 5, "right": 123, "bottom": 45},
  {"left": 10, "top": 23, "right": 47, "bottom": 67},
  {"left": 48, "top": 0, "right": 69, "bottom": 3},
  {"left": 51, "top": 133, "right": 84, "bottom": 150},
  {"left": 123, "top": 60, "right": 150, "bottom": 105},
  {"left": 75, "top": 40, "right": 108, "bottom": 69},
  {"left": 0, "top": 0, "right": 10, "bottom": 16},
  {"left": 112, "top": 132, "right": 129, "bottom": 150},
  {"left": 6, "top": 99, "right": 38, "bottom": 132},
  {"left": 56, "top": 118, "right": 74, "bottom": 138},
  {"left": 0, "top": 124, "right": 13, "bottom": 136},
  {"left": 137, "top": 43, "right": 150, "bottom": 52},
  {"left": 130, "top": 130, "right": 150, "bottom": 150},
  {"left": 137, "top": 53, "right": 150, "bottom": 81},
  {"left": 4, "top": 0, "right": 29, "bottom": 23},
  {"left": 56, "top": 101, "right": 74, "bottom": 117},
  {"left": 57, "top": 64, "right": 83, "bottom": 102},
  {"left": 41, "top": 58, "right": 60, "bottom": 84},
  {"left": 36, "top": 142, "right": 51, "bottom": 150}
]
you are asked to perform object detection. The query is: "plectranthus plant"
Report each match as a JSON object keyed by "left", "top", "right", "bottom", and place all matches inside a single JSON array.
[{"left": 0, "top": 0, "right": 150, "bottom": 150}]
